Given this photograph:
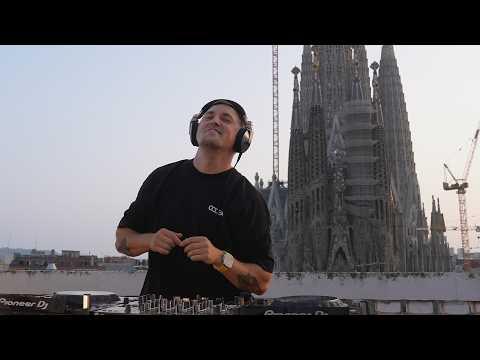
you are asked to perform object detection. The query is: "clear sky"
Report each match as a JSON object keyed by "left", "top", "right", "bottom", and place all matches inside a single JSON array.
[{"left": 1, "top": 45, "right": 479, "bottom": 257}]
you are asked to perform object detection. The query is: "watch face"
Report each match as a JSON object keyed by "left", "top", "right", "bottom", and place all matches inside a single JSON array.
[{"left": 223, "top": 252, "right": 234, "bottom": 268}]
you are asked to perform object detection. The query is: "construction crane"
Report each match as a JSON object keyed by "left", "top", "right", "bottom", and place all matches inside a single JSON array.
[
  {"left": 446, "top": 225, "right": 480, "bottom": 244},
  {"left": 447, "top": 225, "right": 480, "bottom": 232},
  {"left": 443, "top": 122, "right": 480, "bottom": 271},
  {"left": 272, "top": 45, "right": 279, "bottom": 182}
]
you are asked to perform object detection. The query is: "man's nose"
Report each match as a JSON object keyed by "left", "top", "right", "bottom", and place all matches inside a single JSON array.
[{"left": 210, "top": 115, "right": 221, "bottom": 126}]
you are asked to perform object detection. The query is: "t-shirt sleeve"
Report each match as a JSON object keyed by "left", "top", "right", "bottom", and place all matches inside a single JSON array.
[
  {"left": 117, "top": 171, "right": 157, "bottom": 233},
  {"left": 232, "top": 186, "right": 274, "bottom": 273}
]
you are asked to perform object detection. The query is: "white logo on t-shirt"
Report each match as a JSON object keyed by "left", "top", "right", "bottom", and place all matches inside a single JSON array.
[{"left": 208, "top": 205, "right": 224, "bottom": 217}]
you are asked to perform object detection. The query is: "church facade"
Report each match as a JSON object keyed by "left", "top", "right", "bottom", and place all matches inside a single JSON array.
[{"left": 255, "top": 45, "right": 452, "bottom": 272}]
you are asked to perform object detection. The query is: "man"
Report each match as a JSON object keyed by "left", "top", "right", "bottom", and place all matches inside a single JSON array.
[{"left": 115, "top": 99, "right": 274, "bottom": 302}]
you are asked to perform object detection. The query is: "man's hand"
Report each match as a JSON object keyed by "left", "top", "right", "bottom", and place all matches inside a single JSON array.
[
  {"left": 149, "top": 228, "right": 183, "bottom": 255},
  {"left": 180, "top": 236, "right": 223, "bottom": 265}
]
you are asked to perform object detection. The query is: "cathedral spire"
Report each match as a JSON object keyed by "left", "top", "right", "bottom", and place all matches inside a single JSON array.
[
  {"left": 302, "top": 45, "right": 312, "bottom": 57},
  {"left": 350, "top": 56, "right": 364, "bottom": 101},
  {"left": 432, "top": 195, "right": 437, "bottom": 213},
  {"left": 379, "top": 43, "right": 417, "bottom": 215},
  {"left": 370, "top": 61, "right": 384, "bottom": 127},
  {"left": 379, "top": 45, "right": 400, "bottom": 85},
  {"left": 352, "top": 45, "right": 371, "bottom": 99},
  {"left": 437, "top": 197, "right": 441, "bottom": 213},
  {"left": 300, "top": 45, "right": 314, "bottom": 132},
  {"left": 291, "top": 66, "right": 301, "bottom": 130},
  {"left": 311, "top": 45, "right": 322, "bottom": 107},
  {"left": 381, "top": 45, "right": 396, "bottom": 61},
  {"left": 371, "top": 61, "right": 380, "bottom": 103}
]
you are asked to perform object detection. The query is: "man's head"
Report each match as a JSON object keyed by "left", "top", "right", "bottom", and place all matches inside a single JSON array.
[{"left": 190, "top": 99, "right": 252, "bottom": 153}]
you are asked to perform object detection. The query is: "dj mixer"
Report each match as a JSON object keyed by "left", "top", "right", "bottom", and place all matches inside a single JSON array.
[{"left": 0, "top": 291, "right": 350, "bottom": 315}]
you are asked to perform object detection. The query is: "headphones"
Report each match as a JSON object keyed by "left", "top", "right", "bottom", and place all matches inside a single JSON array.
[{"left": 189, "top": 99, "right": 253, "bottom": 154}]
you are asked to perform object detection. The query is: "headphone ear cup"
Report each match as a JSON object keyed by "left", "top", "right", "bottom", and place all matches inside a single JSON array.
[
  {"left": 234, "top": 128, "right": 251, "bottom": 153},
  {"left": 189, "top": 120, "right": 199, "bottom": 147}
]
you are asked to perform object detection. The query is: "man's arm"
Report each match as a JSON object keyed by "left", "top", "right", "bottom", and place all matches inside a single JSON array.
[
  {"left": 115, "top": 228, "right": 152, "bottom": 257},
  {"left": 180, "top": 236, "right": 272, "bottom": 295},
  {"left": 220, "top": 257, "right": 272, "bottom": 295},
  {"left": 116, "top": 227, "right": 183, "bottom": 257}
]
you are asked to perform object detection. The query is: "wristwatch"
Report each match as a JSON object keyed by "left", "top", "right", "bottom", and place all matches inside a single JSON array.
[{"left": 213, "top": 251, "right": 234, "bottom": 273}]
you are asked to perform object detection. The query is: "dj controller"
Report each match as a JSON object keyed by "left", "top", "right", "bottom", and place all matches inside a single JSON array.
[{"left": 0, "top": 291, "right": 351, "bottom": 315}]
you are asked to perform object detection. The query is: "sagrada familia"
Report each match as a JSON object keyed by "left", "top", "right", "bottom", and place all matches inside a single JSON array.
[{"left": 255, "top": 45, "right": 452, "bottom": 272}]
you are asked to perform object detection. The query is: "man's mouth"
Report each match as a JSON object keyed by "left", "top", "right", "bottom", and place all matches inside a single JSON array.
[{"left": 207, "top": 128, "right": 221, "bottom": 134}]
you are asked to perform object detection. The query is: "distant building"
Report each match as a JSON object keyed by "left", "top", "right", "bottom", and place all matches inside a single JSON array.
[
  {"left": 98, "top": 256, "right": 141, "bottom": 271},
  {"left": 30, "top": 249, "right": 46, "bottom": 255},
  {"left": 61, "top": 250, "right": 80, "bottom": 258},
  {"left": 9, "top": 249, "right": 100, "bottom": 271},
  {"left": 455, "top": 248, "right": 480, "bottom": 272}
]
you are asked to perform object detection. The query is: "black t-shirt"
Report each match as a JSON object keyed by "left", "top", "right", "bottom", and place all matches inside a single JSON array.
[{"left": 118, "top": 159, "right": 274, "bottom": 301}]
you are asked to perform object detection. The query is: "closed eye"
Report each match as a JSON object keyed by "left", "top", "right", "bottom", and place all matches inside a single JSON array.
[
  {"left": 203, "top": 111, "right": 235, "bottom": 124},
  {"left": 221, "top": 115, "right": 232, "bottom": 123}
]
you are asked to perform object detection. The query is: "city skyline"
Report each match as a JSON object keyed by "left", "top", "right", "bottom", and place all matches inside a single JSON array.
[{"left": 1, "top": 45, "right": 479, "bottom": 257}]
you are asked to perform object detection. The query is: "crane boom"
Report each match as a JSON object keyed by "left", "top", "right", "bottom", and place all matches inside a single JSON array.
[
  {"left": 443, "top": 163, "right": 458, "bottom": 184},
  {"left": 272, "top": 45, "right": 279, "bottom": 181},
  {"left": 462, "top": 123, "right": 479, "bottom": 181}
]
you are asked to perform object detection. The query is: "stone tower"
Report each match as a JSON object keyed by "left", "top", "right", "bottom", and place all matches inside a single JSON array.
[
  {"left": 378, "top": 45, "right": 427, "bottom": 271},
  {"left": 429, "top": 197, "right": 451, "bottom": 272}
]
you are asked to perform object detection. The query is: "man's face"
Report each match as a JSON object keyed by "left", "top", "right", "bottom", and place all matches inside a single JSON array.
[{"left": 197, "top": 104, "right": 242, "bottom": 151}]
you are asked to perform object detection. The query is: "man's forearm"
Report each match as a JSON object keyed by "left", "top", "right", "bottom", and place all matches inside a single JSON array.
[
  {"left": 220, "top": 258, "right": 272, "bottom": 295},
  {"left": 115, "top": 228, "right": 151, "bottom": 257}
]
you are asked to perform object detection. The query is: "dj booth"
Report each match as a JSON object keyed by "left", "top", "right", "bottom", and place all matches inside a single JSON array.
[{"left": 0, "top": 291, "right": 351, "bottom": 315}]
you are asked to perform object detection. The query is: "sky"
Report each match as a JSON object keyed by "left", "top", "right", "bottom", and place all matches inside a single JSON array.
[{"left": 1, "top": 45, "right": 479, "bottom": 257}]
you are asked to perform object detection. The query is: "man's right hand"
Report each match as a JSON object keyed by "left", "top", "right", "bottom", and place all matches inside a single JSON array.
[{"left": 149, "top": 228, "right": 183, "bottom": 255}]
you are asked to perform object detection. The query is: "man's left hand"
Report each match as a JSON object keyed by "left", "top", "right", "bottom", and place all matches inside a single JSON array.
[{"left": 180, "top": 236, "right": 223, "bottom": 265}]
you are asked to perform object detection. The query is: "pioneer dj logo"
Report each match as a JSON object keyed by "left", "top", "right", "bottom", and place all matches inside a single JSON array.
[
  {"left": 208, "top": 205, "right": 224, "bottom": 217},
  {"left": 0, "top": 297, "right": 49, "bottom": 310}
]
